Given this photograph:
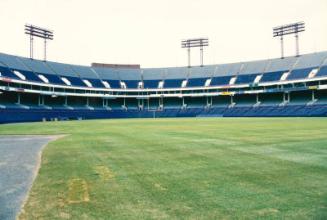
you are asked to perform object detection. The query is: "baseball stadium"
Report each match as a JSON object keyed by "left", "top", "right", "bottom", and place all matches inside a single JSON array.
[{"left": 0, "top": 0, "right": 326, "bottom": 219}]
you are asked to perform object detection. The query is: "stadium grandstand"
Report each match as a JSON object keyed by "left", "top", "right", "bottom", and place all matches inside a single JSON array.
[
  {"left": 1, "top": 50, "right": 327, "bottom": 123},
  {"left": 1, "top": 1, "right": 327, "bottom": 219}
]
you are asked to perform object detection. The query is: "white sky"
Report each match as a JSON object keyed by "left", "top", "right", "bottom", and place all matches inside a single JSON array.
[{"left": 0, "top": 0, "right": 326, "bottom": 68}]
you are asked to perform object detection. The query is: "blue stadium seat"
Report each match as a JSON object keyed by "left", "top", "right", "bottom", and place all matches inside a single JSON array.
[
  {"left": 0, "top": 66, "right": 19, "bottom": 79},
  {"left": 287, "top": 68, "right": 313, "bottom": 80},
  {"left": 1, "top": 67, "right": 43, "bottom": 83},
  {"left": 164, "top": 79, "right": 183, "bottom": 88},
  {"left": 124, "top": 80, "right": 139, "bottom": 89},
  {"left": 235, "top": 74, "right": 257, "bottom": 84},
  {"left": 62, "top": 76, "right": 86, "bottom": 87},
  {"left": 260, "top": 71, "right": 284, "bottom": 82},
  {"left": 86, "top": 78, "right": 105, "bottom": 88},
  {"left": 143, "top": 80, "right": 160, "bottom": 89},
  {"left": 210, "top": 76, "right": 232, "bottom": 86},
  {"left": 18, "top": 70, "right": 43, "bottom": 82},
  {"left": 316, "top": 66, "right": 327, "bottom": 77},
  {"left": 107, "top": 80, "right": 121, "bottom": 89},
  {"left": 41, "top": 73, "right": 65, "bottom": 85},
  {"left": 1, "top": 103, "right": 327, "bottom": 123},
  {"left": 187, "top": 78, "right": 207, "bottom": 87}
]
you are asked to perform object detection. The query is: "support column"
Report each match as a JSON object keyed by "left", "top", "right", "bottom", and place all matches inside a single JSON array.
[
  {"left": 160, "top": 97, "right": 163, "bottom": 109},
  {"left": 200, "top": 46, "right": 203, "bottom": 66},
  {"left": 280, "top": 36, "right": 284, "bottom": 59},
  {"left": 30, "top": 35, "right": 34, "bottom": 59},
  {"left": 44, "top": 38, "right": 47, "bottom": 61},
  {"left": 147, "top": 98, "right": 150, "bottom": 110},
  {"left": 312, "top": 90, "right": 315, "bottom": 101},
  {"left": 295, "top": 33, "right": 299, "bottom": 57},
  {"left": 187, "top": 47, "right": 191, "bottom": 68},
  {"left": 17, "top": 93, "right": 21, "bottom": 104}
]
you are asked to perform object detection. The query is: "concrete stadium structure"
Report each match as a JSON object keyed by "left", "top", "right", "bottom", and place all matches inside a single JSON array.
[{"left": 1, "top": 51, "right": 327, "bottom": 123}]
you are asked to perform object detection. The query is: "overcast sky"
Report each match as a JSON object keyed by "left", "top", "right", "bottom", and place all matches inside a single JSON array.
[{"left": 0, "top": 0, "right": 326, "bottom": 67}]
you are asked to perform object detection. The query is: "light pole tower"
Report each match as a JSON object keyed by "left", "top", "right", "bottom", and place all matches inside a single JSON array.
[
  {"left": 273, "top": 22, "right": 305, "bottom": 58},
  {"left": 25, "top": 24, "right": 54, "bottom": 61},
  {"left": 181, "top": 38, "right": 209, "bottom": 68}
]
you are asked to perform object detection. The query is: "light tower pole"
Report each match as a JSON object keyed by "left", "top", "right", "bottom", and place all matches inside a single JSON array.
[
  {"left": 273, "top": 22, "right": 305, "bottom": 59},
  {"left": 181, "top": 38, "right": 209, "bottom": 68},
  {"left": 25, "top": 24, "right": 54, "bottom": 61}
]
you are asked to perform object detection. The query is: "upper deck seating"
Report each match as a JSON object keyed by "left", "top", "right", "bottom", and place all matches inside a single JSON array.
[
  {"left": 210, "top": 76, "right": 232, "bottom": 86},
  {"left": 107, "top": 80, "right": 121, "bottom": 89},
  {"left": 287, "top": 68, "right": 313, "bottom": 80},
  {"left": 1, "top": 51, "right": 327, "bottom": 90},
  {"left": 187, "top": 78, "right": 207, "bottom": 87},
  {"left": 16, "top": 69, "right": 43, "bottom": 82},
  {"left": 164, "top": 79, "right": 183, "bottom": 88},
  {"left": 260, "top": 71, "right": 284, "bottom": 83},
  {"left": 143, "top": 80, "right": 160, "bottom": 89},
  {"left": 61, "top": 75, "right": 86, "bottom": 87},
  {"left": 235, "top": 74, "right": 258, "bottom": 84},
  {"left": 86, "top": 78, "right": 105, "bottom": 88},
  {"left": 0, "top": 66, "right": 20, "bottom": 79},
  {"left": 316, "top": 66, "right": 327, "bottom": 77},
  {"left": 124, "top": 80, "right": 139, "bottom": 89},
  {"left": 41, "top": 73, "right": 65, "bottom": 85}
]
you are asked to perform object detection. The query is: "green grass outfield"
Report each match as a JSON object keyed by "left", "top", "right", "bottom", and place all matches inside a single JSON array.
[{"left": 1, "top": 118, "right": 327, "bottom": 219}]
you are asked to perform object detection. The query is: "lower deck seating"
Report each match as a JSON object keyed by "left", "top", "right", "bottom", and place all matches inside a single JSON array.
[{"left": 1, "top": 103, "right": 326, "bottom": 123}]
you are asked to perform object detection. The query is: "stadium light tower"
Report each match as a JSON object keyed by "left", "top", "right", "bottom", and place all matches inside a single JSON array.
[
  {"left": 181, "top": 38, "right": 209, "bottom": 67},
  {"left": 25, "top": 24, "right": 54, "bottom": 61},
  {"left": 273, "top": 22, "right": 305, "bottom": 59}
]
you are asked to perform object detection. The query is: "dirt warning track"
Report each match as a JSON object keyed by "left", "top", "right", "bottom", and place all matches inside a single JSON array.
[{"left": 0, "top": 135, "right": 61, "bottom": 220}]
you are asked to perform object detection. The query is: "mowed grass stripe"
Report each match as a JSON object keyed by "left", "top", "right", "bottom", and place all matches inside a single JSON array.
[{"left": 0, "top": 118, "right": 326, "bottom": 219}]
